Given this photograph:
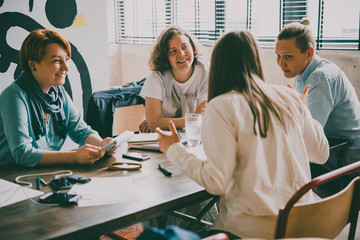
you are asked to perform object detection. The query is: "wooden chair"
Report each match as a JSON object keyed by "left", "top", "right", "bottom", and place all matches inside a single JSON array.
[
  {"left": 311, "top": 138, "right": 353, "bottom": 198},
  {"left": 275, "top": 161, "right": 360, "bottom": 240},
  {"left": 112, "top": 104, "right": 145, "bottom": 136},
  {"left": 86, "top": 86, "right": 144, "bottom": 138}
]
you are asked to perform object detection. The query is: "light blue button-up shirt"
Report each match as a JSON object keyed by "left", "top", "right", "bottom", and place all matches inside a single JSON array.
[
  {"left": 0, "top": 81, "right": 96, "bottom": 167},
  {"left": 294, "top": 54, "right": 360, "bottom": 167}
]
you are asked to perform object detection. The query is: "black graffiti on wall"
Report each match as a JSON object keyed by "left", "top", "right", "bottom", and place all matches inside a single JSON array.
[
  {"left": 46, "top": 0, "right": 78, "bottom": 29},
  {"left": 0, "top": 0, "right": 92, "bottom": 113}
]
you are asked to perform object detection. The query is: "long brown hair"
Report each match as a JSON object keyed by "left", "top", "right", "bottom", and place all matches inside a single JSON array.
[
  {"left": 208, "top": 31, "right": 289, "bottom": 138},
  {"left": 149, "top": 26, "right": 203, "bottom": 72}
]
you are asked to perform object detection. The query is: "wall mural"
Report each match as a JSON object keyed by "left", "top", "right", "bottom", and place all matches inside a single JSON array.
[{"left": 0, "top": 0, "right": 104, "bottom": 114}]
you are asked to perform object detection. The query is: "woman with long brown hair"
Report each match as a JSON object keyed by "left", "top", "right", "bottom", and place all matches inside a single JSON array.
[{"left": 156, "top": 31, "right": 329, "bottom": 238}]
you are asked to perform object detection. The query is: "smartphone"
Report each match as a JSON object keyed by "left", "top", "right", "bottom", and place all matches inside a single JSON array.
[
  {"left": 122, "top": 152, "right": 150, "bottom": 161},
  {"left": 66, "top": 175, "right": 91, "bottom": 184},
  {"left": 99, "top": 131, "right": 134, "bottom": 151},
  {"left": 49, "top": 178, "right": 73, "bottom": 191},
  {"left": 39, "top": 192, "right": 80, "bottom": 205}
]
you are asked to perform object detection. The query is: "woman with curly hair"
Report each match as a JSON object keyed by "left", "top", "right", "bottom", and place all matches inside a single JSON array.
[{"left": 139, "top": 26, "right": 209, "bottom": 132}]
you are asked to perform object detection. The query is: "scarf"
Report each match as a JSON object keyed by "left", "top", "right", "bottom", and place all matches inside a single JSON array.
[
  {"left": 163, "top": 59, "right": 208, "bottom": 117},
  {"left": 15, "top": 71, "right": 67, "bottom": 140}
]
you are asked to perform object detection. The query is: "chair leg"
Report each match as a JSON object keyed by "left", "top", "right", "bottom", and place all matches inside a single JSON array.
[
  {"left": 348, "top": 223, "right": 356, "bottom": 240},
  {"left": 348, "top": 184, "right": 360, "bottom": 240},
  {"left": 155, "top": 215, "right": 168, "bottom": 229},
  {"left": 185, "top": 196, "right": 219, "bottom": 229},
  {"left": 171, "top": 210, "right": 214, "bottom": 227}
]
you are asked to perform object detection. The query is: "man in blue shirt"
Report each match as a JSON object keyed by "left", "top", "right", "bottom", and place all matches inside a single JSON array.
[{"left": 275, "top": 18, "right": 360, "bottom": 178}]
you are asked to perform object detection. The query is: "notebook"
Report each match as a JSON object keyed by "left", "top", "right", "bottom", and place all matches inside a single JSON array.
[
  {"left": 128, "top": 132, "right": 187, "bottom": 151},
  {"left": 128, "top": 133, "right": 161, "bottom": 151},
  {"left": 128, "top": 132, "right": 159, "bottom": 144},
  {"left": 128, "top": 142, "right": 161, "bottom": 151}
]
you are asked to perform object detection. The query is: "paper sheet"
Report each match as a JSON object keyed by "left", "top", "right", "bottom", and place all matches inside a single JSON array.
[
  {"left": 0, "top": 179, "right": 44, "bottom": 208},
  {"left": 70, "top": 177, "right": 139, "bottom": 207}
]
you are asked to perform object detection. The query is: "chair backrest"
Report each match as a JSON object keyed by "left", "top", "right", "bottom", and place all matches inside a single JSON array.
[
  {"left": 275, "top": 161, "right": 360, "bottom": 240},
  {"left": 113, "top": 104, "right": 145, "bottom": 135},
  {"left": 85, "top": 86, "right": 144, "bottom": 138}
]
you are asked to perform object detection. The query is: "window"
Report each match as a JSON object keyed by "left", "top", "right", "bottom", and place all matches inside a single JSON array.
[
  {"left": 109, "top": 0, "right": 360, "bottom": 50},
  {"left": 317, "top": 0, "right": 360, "bottom": 49},
  {"left": 251, "top": 0, "right": 280, "bottom": 48},
  {"left": 111, "top": 0, "right": 168, "bottom": 43}
]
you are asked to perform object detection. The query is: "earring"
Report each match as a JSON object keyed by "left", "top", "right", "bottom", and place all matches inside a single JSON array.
[{"left": 32, "top": 68, "right": 36, "bottom": 71}]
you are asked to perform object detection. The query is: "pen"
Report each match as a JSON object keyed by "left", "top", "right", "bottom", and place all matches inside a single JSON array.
[
  {"left": 37, "top": 176, "right": 41, "bottom": 190},
  {"left": 158, "top": 164, "right": 172, "bottom": 177}
]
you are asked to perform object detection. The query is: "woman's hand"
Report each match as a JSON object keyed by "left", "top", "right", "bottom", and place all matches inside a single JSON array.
[
  {"left": 287, "top": 84, "right": 311, "bottom": 104},
  {"left": 139, "top": 120, "right": 152, "bottom": 133},
  {"left": 155, "top": 120, "right": 181, "bottom": 154},
  {"left": 100, "top": 137, "right": 119, "bottom": 156},
  {"left": 195, "top": 100, "right": 208, "bottom": 116},
  {"left": 74, "top": 144, "right": 105, "bottom": 164}
]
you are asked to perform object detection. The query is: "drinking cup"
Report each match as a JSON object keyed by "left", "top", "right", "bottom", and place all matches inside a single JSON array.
[{"left": 185, "top": 113, "right": 202, "bottom": 147}]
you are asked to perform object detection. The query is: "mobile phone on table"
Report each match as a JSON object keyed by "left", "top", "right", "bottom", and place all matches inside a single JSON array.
[
  {"left": 49, "top": 178, "right": 73, "bottom": 191},
  {"left": 66, "top": 174, "right": 91, "bottom": 184},
  {"left": 39, "top": 192, "right": 80, "bottom": 205},
  {"left": 122, "top": 152, "right": 150, "bottom": 161}
]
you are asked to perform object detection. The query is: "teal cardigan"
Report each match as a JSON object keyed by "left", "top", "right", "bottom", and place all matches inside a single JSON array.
[{"left": 0, "top": 80, "right": 96, "bottom": 166}]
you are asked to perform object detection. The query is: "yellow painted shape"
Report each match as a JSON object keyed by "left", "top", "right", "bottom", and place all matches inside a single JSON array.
[{"left": 72, "top": 13, "right": 87, "bottom": 29}]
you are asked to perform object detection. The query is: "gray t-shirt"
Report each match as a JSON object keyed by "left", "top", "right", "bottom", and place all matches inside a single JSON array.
[{"left": 140, "top": 60, "right": 209, "bottom": 118}]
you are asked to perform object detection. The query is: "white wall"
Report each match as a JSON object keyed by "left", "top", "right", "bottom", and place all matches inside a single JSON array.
[
  {"left": 0, "top": 0, "right": 109, "bottom": 114},
  {"left": 2, "top": 1, "right": 359, "bottom": 109},
  {"left": 109, "top": 43, "right": 360, "bottom": 97}
]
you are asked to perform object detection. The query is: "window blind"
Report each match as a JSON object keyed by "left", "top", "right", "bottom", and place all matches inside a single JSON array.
[
  {"left": 109, "top": 0, "right": 360, "bottom": 50},
  {"left": 318, "top": 0, "right": 360, "bottom": 49},
  {"left": 282, "top": 0, "right": 307, "bottom": 26}
]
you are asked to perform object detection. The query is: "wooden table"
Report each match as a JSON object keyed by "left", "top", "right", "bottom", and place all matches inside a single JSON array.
[{"left": 0, "top": 149, "right": 212, "bottom": 240}]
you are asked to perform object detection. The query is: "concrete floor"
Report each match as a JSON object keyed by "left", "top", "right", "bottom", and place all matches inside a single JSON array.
[{"left": 335, "top": 215, "right": 360, "bottom": 240}]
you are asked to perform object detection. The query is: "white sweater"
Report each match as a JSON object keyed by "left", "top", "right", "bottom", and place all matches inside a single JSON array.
[{"left": 166, "top": 83, "right": 329, "bottom": 238}]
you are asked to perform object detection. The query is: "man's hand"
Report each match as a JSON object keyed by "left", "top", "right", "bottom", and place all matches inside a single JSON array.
[{"left": 155, "top": 120, "right": 180, "bottom": 154}]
